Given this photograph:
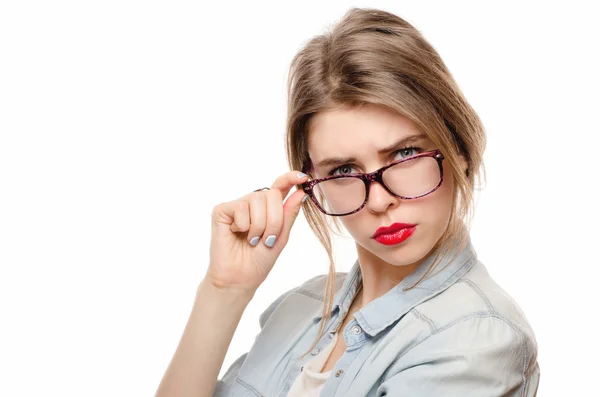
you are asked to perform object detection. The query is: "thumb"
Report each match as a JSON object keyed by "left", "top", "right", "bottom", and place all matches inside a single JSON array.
[{"left": 279, "top": 189, "right": 309, "bottom": 243}]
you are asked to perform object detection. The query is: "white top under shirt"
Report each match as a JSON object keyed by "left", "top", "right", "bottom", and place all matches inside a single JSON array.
[{"left": 287, "top": 331, "right": 339, "bottom": 396}]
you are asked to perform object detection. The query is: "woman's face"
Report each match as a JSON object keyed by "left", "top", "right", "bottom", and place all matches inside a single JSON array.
[{"left": 307, "top": 104, "right": 465, "bottom": 269}]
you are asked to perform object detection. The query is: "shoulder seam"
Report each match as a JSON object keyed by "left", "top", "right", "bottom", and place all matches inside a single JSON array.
[
  {"left": 293, "top": 272, "right": 348, "bottom": 302},
  {"left": 458, "top": 278, "right": 497, "bottom": 314},
  {"left": 294, "top": 288, "right": 325, "bottom": 301},
  {"left": 410, "top": 308, "right": 437, "bottom": 333}
]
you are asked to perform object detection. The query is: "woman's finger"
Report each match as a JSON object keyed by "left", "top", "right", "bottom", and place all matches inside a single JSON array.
[
  {"left": 271, "top": 170, "right": 309, "bottom": 200},
  {"left": 278, "top": 187, "right": 309, "bottom": 244},
  {"left": 247, "top": 192, "right": 267, "bottom": 246},
  {"left": 261, "top": 189, "right": 284, "bottom": 248},
  {"left": 230, "top": 200, "right": 250, "bottom": 233}
]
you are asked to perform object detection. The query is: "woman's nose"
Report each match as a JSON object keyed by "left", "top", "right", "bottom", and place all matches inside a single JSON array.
[{"left": 365, "top": 180, "right": 399, "bottom": 213}]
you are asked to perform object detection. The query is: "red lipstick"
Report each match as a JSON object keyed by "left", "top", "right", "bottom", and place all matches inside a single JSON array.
[{"left": 372, "top": 222, "right": 417, "bottom": 246}]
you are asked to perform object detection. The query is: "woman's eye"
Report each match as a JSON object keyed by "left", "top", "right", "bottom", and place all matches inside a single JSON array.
[
  {"left": 331, "top": 165, "right": 355, "bottom": 176},
  {"left": 394, "top": 147, "right": 421, "bottom": 160}
]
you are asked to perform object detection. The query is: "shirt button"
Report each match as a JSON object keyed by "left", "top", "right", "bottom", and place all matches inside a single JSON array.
[
  {"left": 334, "top": 369, "right": 344, "bottom": 377},
  {"left": 351, "top": 325, "right": 362, "bottom": 334},
  {"left": 311, "top": 347, "right": 321, "bottom": 356}
]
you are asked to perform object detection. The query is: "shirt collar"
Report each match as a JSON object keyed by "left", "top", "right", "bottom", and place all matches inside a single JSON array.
[{"left": 312, "top": 233, "right": 478, "bottom": 337}]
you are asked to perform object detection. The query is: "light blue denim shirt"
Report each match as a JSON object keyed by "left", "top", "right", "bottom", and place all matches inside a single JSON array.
[{"left": 214, "top": 235, "right": 540, "bottom": 396}]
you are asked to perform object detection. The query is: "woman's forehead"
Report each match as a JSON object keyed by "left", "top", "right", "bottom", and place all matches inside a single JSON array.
[
  {"left": 307, "top": 106, "right": 429, "bottom": 162},
  {"left": 309, "top": 105, "right": 420, "bottom": 140}
]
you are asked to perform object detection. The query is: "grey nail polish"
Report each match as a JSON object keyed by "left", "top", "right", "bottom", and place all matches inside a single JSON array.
[
  {"left": 249, "top": 236, "right": 260, "bottom": 246},
  {"left": 302, "top": 195, "right": 309, "bottom": 203},
  {"left": 297, "top": 172, "right": 307, "bottom": 178},
  {"left": 265, "top": 235, "right": 277, "bottom": 247}
]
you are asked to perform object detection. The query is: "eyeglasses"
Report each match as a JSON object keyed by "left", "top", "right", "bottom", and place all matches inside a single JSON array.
[{"left": 301, "top": 149, "right": 445, "bottom": 216}]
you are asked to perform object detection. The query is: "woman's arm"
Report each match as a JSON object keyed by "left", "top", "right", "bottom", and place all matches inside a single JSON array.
[{"left": 154, "top": 278, "right": 255, "bottom": 397}]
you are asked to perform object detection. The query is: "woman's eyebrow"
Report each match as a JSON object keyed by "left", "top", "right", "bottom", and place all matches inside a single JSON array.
[{"left": 315, "top": 133, "right": 427, "bottom": 168}]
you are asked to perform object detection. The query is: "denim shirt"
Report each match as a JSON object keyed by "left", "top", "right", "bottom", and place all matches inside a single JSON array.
[{"left": 214, "top": 236, "right": 540, "bottom": 396}]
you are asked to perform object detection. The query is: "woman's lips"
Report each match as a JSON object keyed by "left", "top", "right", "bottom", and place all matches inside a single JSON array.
[
  {"left": 372, "top": 222, "right": 417, "bottom": 238},
  {"left": 373, "top": 226, "right": 416, "bottom": 246}
]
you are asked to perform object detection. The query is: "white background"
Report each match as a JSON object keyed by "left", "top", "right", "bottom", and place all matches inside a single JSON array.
[{"left": 1, "top": 1, "right": 598, "bottom": 396}]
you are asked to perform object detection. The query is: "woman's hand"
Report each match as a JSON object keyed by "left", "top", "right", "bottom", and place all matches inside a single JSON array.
[{"left": 205, "top": 170, "right": 309, "bottom": 294}]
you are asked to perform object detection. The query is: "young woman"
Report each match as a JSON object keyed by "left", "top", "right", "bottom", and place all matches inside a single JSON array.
[{"left": 156, "top": 7, "right": 540, "bottom": 397}]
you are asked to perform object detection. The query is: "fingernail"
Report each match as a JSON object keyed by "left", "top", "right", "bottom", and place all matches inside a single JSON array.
[
  {"left": 297, "top": 172, "right": 307, "bottom": 178},
  {"left": 249, "top": 236, "right": 260, "bottom": 246},
  {"left": 265, "top": 235, "right": 277, "bottom": 247},
  {"left": 302, "top": 195, "right": 309, "bottom": 203}
]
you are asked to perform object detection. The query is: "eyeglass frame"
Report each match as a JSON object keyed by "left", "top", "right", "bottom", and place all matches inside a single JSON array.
[{"left": 300, "top": 148, "right": 445, "bottom": 216}]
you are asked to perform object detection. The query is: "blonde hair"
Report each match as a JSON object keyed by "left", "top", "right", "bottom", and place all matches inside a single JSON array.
[{"left": 285, "top": 7, "right": 486, "bottom": 358}]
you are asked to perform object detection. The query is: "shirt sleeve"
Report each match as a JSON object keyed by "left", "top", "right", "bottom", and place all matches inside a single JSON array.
[
  {"left": 376, "top": 314, "right": 540, "bottom": 397},
  {"left": 212, "top": 284, "right": 301, "bottom": 396}
]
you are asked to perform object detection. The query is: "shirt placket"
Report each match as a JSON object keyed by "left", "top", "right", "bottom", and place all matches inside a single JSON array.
[{"left": 320, "top": 318, "right": 369, "bottom": 397}]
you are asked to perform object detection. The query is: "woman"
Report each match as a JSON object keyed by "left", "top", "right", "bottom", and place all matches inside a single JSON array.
[{"left": 156, "top": 7, "right": 540, "bottom": 397}]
